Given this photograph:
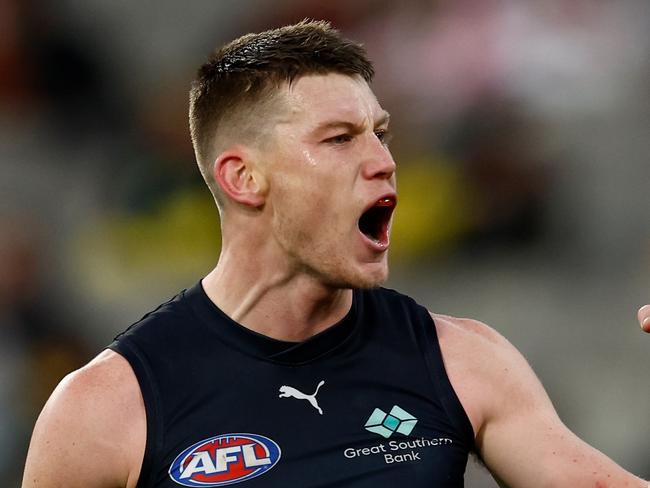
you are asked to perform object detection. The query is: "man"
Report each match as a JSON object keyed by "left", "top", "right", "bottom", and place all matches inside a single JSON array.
[{"left": 22, "top": 20, "right": 649, "bottom": 488}]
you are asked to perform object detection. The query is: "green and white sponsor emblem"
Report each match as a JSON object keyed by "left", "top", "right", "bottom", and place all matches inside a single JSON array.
[{"left": 364, "top": 405, "right": 418, "bottom": 438}]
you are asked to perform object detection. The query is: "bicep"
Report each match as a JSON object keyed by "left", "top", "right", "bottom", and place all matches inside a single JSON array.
[{"left": 477, "top": 342, "right": 646, "bottom": 488}]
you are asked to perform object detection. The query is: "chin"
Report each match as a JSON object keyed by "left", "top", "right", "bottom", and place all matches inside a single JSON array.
[
  {"left": 358, "top": 265, "right": 390, "bottom": 289},
  {"left": 353, "top": 275, "right": 387, "bottom": 290},
  {"left": 327, "top": 262, "right": 389, "bottom": 290},
  {"left": 302, "top": 248, "right": 390, "bottom": 290}
]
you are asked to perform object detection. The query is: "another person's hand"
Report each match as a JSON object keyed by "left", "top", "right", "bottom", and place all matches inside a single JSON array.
[{"left": 638, "top": 305, "right": 650, "bottom": 333}]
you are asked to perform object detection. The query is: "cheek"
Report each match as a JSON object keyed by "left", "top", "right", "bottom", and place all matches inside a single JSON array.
[
  {"left": 272, "top": 171, "right": 330, "bottom": 216},
  {"left": 269, "top": 160, "right": 354, "bottom": 237},
  {"left": 272, "top": 188, "right": 350, "bottom": 252}
]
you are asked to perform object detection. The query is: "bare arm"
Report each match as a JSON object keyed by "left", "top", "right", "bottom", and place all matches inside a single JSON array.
[
  {"left": 21, "top": 350, "right": 146, "bottom": 488},
  {"left": 434, "top": 313, "right": 648, "bottom": 488}
]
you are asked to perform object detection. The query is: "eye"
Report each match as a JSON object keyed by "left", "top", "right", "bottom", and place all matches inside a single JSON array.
[
  {"left": 374, "top": 129, "right": 392, "bottom": 146},
  {"left": 326, "top": 134, "right": 353, "bottom": 145}
]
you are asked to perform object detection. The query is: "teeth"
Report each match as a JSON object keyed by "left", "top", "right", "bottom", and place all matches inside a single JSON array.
[{"left": 376, "top": 197, "right": 394, "bottom": 207}]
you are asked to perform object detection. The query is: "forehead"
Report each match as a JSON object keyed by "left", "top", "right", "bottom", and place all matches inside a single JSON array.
[{"left": 278, "top": 73, "right": 385, "bottom": 129}]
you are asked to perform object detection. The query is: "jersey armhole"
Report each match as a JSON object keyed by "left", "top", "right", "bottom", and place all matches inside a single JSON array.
[
  {"left": 419, "top": 310, "right": 476, "bottom": 453},
  {"left": 108, "top": 339, "right": 164, "bottom": 488}
]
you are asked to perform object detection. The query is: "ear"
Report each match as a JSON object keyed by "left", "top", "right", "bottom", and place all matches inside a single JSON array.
[{"left": 213, "top": 147, "right": 268, "bottom": 208}]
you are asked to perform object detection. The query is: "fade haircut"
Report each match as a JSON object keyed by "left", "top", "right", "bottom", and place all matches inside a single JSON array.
[{"left": 189, "top": 19, "right": 374, "bottom": 206}]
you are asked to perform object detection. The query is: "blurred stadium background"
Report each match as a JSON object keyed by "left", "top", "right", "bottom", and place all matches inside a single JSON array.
[{"left": 1, "top": 0, "right": 649, "bottom": 485}]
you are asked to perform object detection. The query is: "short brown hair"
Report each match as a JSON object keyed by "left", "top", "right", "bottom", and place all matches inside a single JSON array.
[{"left": 189, "top": 19, "right": 374, "bottom": 203}]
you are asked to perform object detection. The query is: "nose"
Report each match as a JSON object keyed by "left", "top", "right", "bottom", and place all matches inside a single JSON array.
[{"left": 361, "top": 136, "right": 396, "bottom": 180}]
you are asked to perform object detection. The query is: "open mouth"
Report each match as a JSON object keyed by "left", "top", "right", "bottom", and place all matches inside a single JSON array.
[{"left": 358, "top": 195, "right": 397, "bottom": 248}]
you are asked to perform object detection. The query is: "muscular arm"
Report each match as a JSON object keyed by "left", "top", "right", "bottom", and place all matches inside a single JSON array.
[
  {"left": 21, "top": 350, "right": 146, "bottom": 488},
  {"left": 434, "top": 313, "right": 647, "bottom": 488}
]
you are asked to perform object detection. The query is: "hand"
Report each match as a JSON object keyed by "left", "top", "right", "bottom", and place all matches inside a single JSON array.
[{"left": 639, "top": 305, "right": 650, "bottom": 333}]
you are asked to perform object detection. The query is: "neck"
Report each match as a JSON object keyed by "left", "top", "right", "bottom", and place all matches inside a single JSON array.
[{"left": 202, "top": 236, "right": 353, "bottom": 342}]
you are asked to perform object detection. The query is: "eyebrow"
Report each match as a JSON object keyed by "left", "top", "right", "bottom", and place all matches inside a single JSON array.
[{"left": 314, "top": 110, "right": 391, "bottom": 134}]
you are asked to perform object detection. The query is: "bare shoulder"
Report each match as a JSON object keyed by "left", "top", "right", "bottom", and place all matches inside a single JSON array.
[
  {"left": 432, "top": 312, "right": 507, "bottom": 346},
  {"left": 430, "top": 312, "right": 554, "bottom": 440},
  {"left": 54, "top": 349, "right": 145, "bottom": 432},
  {"left": 22, "top": 349, "right": 146, "bottom": 488},
  {"left": 53, "top": 349, "right": 141, "bottom": 400},
  {"left": 431, "top": 312, "right": 540, "bottom": 378},
  {"left": 431, "top": 312, "right": 524, "bottom": 383}
]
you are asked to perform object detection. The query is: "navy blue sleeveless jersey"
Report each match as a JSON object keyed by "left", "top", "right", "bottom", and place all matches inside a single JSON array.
[{"left": 109, "top": 283, "right": 475, "bottom": 487}]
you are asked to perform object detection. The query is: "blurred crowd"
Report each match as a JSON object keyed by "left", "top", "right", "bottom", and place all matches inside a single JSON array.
[{"left": 1, "top": 0, "right": 649, "bottom": 485}]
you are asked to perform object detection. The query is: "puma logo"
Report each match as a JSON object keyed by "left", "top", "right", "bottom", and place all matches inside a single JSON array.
[{"left": 278, "top": 380, "right": 325, "bottom": 415}]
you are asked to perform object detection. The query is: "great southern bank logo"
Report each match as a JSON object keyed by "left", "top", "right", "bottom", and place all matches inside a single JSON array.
[
  {"left": 169, "top": 433, "right": 281, "bottom": 487},
  {"left": 345, "top": 406, "right": 452, "bottom": 465},
  {"left": 364, "top": 405, "right": 418, "bottom": 438}
]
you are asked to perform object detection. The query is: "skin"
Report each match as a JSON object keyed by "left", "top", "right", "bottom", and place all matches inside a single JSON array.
[
  {"left": 639, "top": 304, "right": 650, "bottom": 333},
  {"left": 21, "top": 73, "right": 649, "bottom": 488},
  {"left": 203, "top": 74, "right": 395, "bottom": 340}
]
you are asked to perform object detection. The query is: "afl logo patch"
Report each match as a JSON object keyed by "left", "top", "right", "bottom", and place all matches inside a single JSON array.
[{"left": 169, "top": 433, "right": 281, "bottom": 487}]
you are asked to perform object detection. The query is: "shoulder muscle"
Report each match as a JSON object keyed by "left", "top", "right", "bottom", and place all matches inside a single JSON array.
[
  {"left": 431, "top": 312, "right": 553, "bottom": 440},
  {"left": 22, "top": 349, "right": 146, "bottom": 488}
]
